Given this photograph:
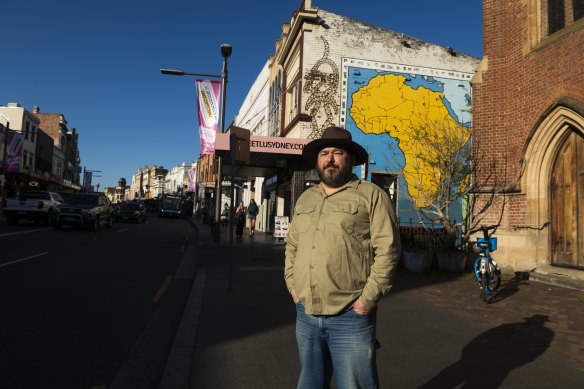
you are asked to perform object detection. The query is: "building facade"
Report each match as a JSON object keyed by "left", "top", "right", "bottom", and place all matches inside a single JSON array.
[
  {"left": 229, "top": 0, "right": 479, "bottom": 233},
  {"left": 164, "top": 162, "right": 196, "bottom": 196},
  {"left": 32, "top": 106, "right": 70, "bottom": 191},
  {"left": 196, "top": 154, "right": 217, "bottom": 207},
  {"left": 0, "top": 103, "right": 82, "bottom": 196},
  {"left": 129, "top": 165, "right": 169, "bottom": 200},
  {"left": 473, "top": 0, "right": 584, "bottom": 276}
]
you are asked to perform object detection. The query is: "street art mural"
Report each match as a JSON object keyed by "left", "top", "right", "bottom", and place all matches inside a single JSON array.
[
  {"left": 340, "top": 58, "right": 474, "bottom": 221},
  {"left": 304, "top": 36, "right": 340, "bottom": 139}
]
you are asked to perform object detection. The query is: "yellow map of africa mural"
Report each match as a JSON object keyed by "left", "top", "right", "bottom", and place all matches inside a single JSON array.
[{"left": 349, "top": 73, "right": 471, "bottom": 208}]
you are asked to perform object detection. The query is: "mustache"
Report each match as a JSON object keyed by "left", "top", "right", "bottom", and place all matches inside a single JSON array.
[{"left": 324, "top": 162, "right": 338, "bottom": 169}]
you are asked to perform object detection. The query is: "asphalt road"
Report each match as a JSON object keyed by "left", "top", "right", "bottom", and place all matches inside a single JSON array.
[{"left": 0, "top": 215, "right": 194, "bottom": 389}]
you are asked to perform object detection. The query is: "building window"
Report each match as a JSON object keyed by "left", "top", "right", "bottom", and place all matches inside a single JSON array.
[
  {"left": 268, "top": 72, "right": 282, "bottom": 137},
  {"left": 575, "top": 0, "right": 584, "bottom": 21},
  {"left": 287, "top": 80, "right": 300, "bottom": 124},
  {"left": 31, "top": 126, "right": 36, "bottom": 142},
  {"left": 544, "top": 0, "right": 584, "bottom": 36},
  {"left": 548, "top": 0, "right": 565, "bottom": 35},
  {"left": 22, "top": 151, "right": 28, "bottom": 167},
  {"left": 25, "top": 122, "right": 30, "bottom": 140}
]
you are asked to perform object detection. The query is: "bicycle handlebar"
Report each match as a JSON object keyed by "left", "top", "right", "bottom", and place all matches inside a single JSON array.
[{"left": 470, "top": 224, "right": 498, "bottom": 239}]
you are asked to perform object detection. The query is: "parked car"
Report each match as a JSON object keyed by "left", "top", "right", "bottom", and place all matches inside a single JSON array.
[
  {"left": 53, "top": 192, "right": 114, "bottom": 231},
  {"left": 116, "top": 201, "right": 146, "bottom": 223},
  {"left": 2, "top": 191, "right": 63, "bottom": 225}
]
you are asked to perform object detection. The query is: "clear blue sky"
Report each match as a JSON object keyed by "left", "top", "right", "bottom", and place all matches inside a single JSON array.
[{"left": 1, "top": 0, "right": 482, "bottom": 188}]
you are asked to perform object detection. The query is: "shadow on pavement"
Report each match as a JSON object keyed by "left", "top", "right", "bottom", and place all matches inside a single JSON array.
[
  {"left": 487, "top": 278, "right": 530, "bottom": 304},
  {"left": 418, "top": 315, "right": 554, "bottom": 388}
]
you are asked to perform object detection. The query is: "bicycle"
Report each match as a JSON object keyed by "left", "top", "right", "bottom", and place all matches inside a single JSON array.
[{"left": 473, "top": 225, "right": 502, "bottom": 302}]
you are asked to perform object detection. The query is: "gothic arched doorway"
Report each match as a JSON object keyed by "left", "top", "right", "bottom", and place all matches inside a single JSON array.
[{"left": 551, "top": 130, "right": 584, "bottom": 269}]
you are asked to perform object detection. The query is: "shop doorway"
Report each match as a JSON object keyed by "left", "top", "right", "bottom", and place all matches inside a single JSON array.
[{"left": 551, "top": 131, "right": 584, "bottom": 269}]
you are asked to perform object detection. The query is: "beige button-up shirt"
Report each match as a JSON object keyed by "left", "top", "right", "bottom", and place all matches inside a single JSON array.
[{"left": 285, "top": 175, "right": 401, "bottom": 315}]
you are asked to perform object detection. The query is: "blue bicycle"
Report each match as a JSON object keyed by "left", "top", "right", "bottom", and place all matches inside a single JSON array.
[{"left": 473, "top": 225, "right": 501, "bottom": 302}]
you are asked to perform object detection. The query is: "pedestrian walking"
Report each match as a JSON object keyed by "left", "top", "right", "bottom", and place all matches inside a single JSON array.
[
  {"left": 235, "top": 201, "right": 246, "bottom": 238},
  {"left": 246, "top": 198, "right": 259, "bottom": 236},
  {"left": 284, "top": 126, "right": 401, "bottom": 388}
]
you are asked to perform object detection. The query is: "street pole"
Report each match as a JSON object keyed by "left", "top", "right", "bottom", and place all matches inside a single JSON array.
[
  {"left": 214, "top": 44, "right": 230, "bottom": 241},
  {"left": 160, "top": 43, "right": 232, "bottom": 243}
]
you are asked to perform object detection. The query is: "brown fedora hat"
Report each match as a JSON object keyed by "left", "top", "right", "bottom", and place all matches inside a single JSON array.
[{"left": 302, "top": 126, "right": 369, "bottom": 165}]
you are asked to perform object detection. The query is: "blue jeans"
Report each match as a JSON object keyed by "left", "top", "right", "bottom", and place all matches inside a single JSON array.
[{"left": 295, "top": 302, "right": 379, "bottom": 389}]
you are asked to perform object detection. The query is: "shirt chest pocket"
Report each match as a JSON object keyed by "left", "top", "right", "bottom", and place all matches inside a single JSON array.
[
  {"left": 293, "top": 205, "right": 316, "bottom": 233},
  {"left": 326, "top": 201, "right": 359, "bottom": 235}
]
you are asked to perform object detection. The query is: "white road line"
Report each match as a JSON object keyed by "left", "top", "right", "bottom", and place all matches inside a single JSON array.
[
  {"left": 0, "top": 228, "right": 50, "bottom": 237},
  {"left": 117, "top": 228, "right": 129, "bottom": 233},
  {"left": 152, "top": 276, "right": 173, "bottom": 303},
  {"left": 0, "top": 252, "right": 50, "bottom": 268}
]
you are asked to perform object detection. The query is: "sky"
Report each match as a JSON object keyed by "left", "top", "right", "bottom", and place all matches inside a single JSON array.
[{"left": 1, "top": 0, "right": 482, "bottom": 189}]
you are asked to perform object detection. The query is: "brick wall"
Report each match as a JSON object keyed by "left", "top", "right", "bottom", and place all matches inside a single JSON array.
[
  {"left": 473, "top": 0, "right": 584, "bottom": 270},
  {"left": 474, "top": 0, "right": 584, "bottom": 229}
]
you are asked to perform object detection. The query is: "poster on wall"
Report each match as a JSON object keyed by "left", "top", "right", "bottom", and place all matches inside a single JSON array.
[{"left": 274, "top": 216, "right": 289, "bottom": 238}]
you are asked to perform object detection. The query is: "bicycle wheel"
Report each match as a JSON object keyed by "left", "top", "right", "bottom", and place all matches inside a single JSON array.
[
  {"left": 488, "top": 271, "right": 501, "bottom": 292},
  {"left": 480, "top": 272, "right": 489, "bottom": 302},
  {"left": 473, "top": 258, "right": 482, "bottom": 283}
]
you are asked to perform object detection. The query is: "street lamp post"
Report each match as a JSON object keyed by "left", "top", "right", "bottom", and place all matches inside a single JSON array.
[{"left": 161, "top": 43, "right": 231, "bottom": 241}]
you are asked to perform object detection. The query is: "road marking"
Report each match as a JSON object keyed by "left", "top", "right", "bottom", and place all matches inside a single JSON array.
[
  {"left": 117, "top": 228, "right": 129, "bottom": 233},
  {"left": 0, "top": 252, "right": 49, "bottom": 268},
  {"left": 152, "top": 276, "right": 173, "bottom": 303},
  {"left": 238, "top": 266, "right": 284, "bottom": 271},
  {"left": 0, "top": 228, "right": 50, "bottom": 237}
]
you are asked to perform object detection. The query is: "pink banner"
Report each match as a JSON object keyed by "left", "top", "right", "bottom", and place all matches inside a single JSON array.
[
  {"left": 187, "top": 167, "right": 196, "bottom": 192},
  {"left": 5, "top": 131, "right": 23, "bottom": 173},
  {"left": 196, "top": 79, "right": 221, "bottom": 154}
]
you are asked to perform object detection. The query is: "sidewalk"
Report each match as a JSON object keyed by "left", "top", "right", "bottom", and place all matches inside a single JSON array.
[{"left": 160, "top": 217, "right": 584, "bottom": 388}]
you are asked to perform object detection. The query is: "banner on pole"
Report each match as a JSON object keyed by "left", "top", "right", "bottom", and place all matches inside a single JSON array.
[
  {"left": 187, "top": 166, "right": 197, "bottom": 192},
  {"left": 83, "top": 171, "right": 93, "bottom": 191},
  {"left": 196, "top": 79, "right": 221, "bottom": 154},
  {"left": 5, "top": 131, "right": 23, "bottom": 173}
]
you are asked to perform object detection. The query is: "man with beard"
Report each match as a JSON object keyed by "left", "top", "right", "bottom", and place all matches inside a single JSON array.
[{"left": 285, "top": 126, "right": 401, "bottom": 388}]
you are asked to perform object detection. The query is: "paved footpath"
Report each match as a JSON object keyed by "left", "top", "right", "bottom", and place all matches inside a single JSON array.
[{"left": 162, "top": 218, "right": 584, "bottom": 388}]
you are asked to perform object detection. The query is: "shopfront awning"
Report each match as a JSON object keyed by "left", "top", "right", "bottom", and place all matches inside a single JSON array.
[{"left": 215, "top": 131, "right": 312, "bottom": 177}]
